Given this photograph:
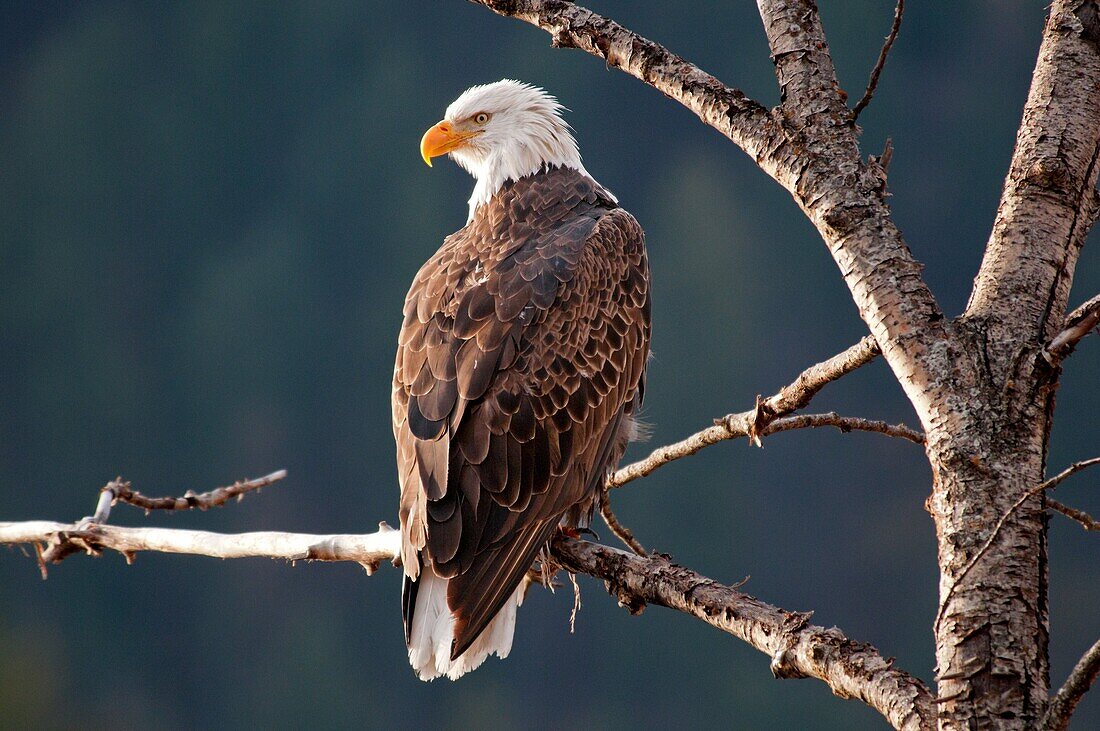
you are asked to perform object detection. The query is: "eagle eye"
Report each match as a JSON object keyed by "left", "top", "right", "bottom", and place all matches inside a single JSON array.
[{"left": 473, "top": 112, "right": 491, "bottom": 125}]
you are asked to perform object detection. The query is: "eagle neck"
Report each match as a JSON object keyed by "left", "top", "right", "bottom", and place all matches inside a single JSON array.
[
  {"left": 467, "top": 157, "right": 596, "bottom": 222},
  {"left": 472, "top": 166, "right": 616, "bottom": 226}
]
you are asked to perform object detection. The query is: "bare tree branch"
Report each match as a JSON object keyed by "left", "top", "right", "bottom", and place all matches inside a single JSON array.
[
  {"left": 748, "top": 334, "right": 882, "bottom": 442},
  {"left": 36, "top": 470, "right": 289, "bottom": 565},
  {"left": 0, "top": 497, "right": 933, "bottom": 729},
  {"left": 552, "top": 537, "right": 935, "bottom": 730},
  {"left": 609, "top": 413, "right": 922, "bottom": 490},
  {"left": 966, "top": 3, "right": 1100, "bottom": 358},
  {"left": 598, "top": 492, "right": 645, "bottom": 554},
  {"left": 606, "top": 336, "right": 901, "bottom": 488},
  {"left": 1046, "top": 497, "right": 1100, "bottom": 532},
  {"left": 0, "top": 520, "right": 403, "bottom": 575},
  {"left": 1042, "top": 637, "right": 1100, "bottom": 731},
  {"left": 936, "top": 457, "right": 1100, "bottom": 631},
  {"left": 106, "top": 470, "right": 288, "bottom": 513},
  {"left": 1045, "top": 293, "right": 1100, "bottom": 363},
  {"left": 852, "top": 0, "right": 905, "bottom": 119}
]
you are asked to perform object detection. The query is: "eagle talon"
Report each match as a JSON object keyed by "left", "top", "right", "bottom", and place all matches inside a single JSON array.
[{"left": 576, "top": 526, "right": 601, "bottom": 541}]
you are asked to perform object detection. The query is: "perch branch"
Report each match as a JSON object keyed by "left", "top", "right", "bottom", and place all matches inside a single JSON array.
[
  {"left": 0, "top": 509, "right": 934, "bottom": 728},
  {"left": 0, "top": 519, "right": 403, "bottom": 576},
  {"left": 1041, "top": 636, "right": 1100, "bottom": 731},
  {"left": 852, "top": 0, "right": 905, "bottom": 119},
  {"left": 1, "top": 518, "right": 404, "bottom": 576},
  {"left": 1045, "top": 293, "right": 1100, "bottom": 363},
  {"left": 936, "top": 457, "right": 1100, "bottom": 631},
  {"left": 552, "top": 536, "right": 934, "bottom": 730}
]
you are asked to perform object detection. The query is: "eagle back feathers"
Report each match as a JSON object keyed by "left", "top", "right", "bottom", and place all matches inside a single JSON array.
[{"left": 394, "top": 165, "right": 650, "bottom": 660}]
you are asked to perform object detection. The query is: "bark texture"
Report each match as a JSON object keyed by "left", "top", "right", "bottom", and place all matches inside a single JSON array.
[
  {"left": 0, "top": 513, "right": 935, "bottom": 730},
  {"left": 0, "top": 520, "right": 403, "bottom": 574},
  {"left": 2, "top": 2, "right": 1098, "bottom": 728},
  {"left": 929, "top": 4, "right": 1100, "bottom": 727},
  {"left": 552, "top": 537, "right": 935, "bottom": 731},
  {"left": 471, "top": 0, "right": 1100, "bottom": 727}
]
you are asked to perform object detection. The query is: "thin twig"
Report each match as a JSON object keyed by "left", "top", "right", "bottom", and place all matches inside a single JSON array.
[
  {"left": 754, "top": 335, "right": 882, "bottom": 432},
  {"left": 1046, "top": 497, "right": 1100, "bottom": 531},
  {"left": 1041, "top": 637, "right": 1100, "bottom": 731},
  {"left": 879, "top": 138, "right": 894, "bottom": 173},
  {"left": 599, "top": 491, "right": 645, "bottom": 554},
  {"left": 852, "top": 0, "right": 905, "bottom": 119},
  {"left": 936, "top": 457, "right": 1100, "bottom": 631},
  {"left": 607, "top": 337, "right": 896, "bottom": 489},
  {"left": 610, "top": 412, "right": 921, "bottom": 489},
  {"left": 567, "top": 570, "right": 582, "bottom": 633},
  {"left": 767, "top": 413, "right": 924, "bottom": 443},
  {"left": 36, "top": 470, "right": 289, "bottom": 566},
  {"left": 1044, "top": 293, "right": 1100, "bottom": 362},
  {"left": 108, "top": 470, "right": 288, "bottom": 513}
]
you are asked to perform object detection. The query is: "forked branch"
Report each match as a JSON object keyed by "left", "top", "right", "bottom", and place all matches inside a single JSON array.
[
  {"left": 748, "top": 335, "right": 882, "bottom": 441},
  {"left": 609, "top": 336, "right": 923, "bottom": 489},
  {"left": 37, "top": 470, "right": 288, "bottom": 565}
]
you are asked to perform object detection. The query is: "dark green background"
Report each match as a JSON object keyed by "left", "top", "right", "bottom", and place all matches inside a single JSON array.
[{"left": 2, "top": 2, "right": 1097, "bottom": 728}]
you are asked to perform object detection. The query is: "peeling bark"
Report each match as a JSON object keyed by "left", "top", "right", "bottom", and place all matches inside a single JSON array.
[
  {"left": 469, "top": 0, "right": 1100, "bottom": 727},
  {"left": 552, "top": 537, "right": 935, "bottom": 731},
  {"left": 927, "top": 3, "right": 1100, "bottom": 727}
]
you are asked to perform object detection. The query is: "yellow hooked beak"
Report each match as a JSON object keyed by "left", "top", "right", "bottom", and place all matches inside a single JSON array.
[{"left": 420, "top": 120, "right": 480, "bottom": 167}]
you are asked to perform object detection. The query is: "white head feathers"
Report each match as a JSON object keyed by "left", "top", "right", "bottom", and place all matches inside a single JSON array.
[{"left": 439, "top": 80, "right": 596, "bottom": 219}]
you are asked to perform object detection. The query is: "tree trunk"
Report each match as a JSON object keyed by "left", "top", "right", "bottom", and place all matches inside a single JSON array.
[
  {"left": 931, "top": 3, "right": 1100, "bottom": 727},
  {"left": 926, "top": 328, "right": 1054, "bottom": 727},
  {"left": 471, "top": 0, "right": 1100, "bottom": 726}
]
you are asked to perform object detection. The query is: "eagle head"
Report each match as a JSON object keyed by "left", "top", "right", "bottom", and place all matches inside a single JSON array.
[{"left": 420, "top": 79, "right": 590, "bottom": 219}]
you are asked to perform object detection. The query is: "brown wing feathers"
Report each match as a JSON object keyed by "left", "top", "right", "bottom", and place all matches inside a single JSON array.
[{"left": 394, "top": 166, "right": 651, "bottom": 658}]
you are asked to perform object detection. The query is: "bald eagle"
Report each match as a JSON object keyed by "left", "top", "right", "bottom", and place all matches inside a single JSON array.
[{"left": 395, "top": 80, "right": 651, "bottom": 680}]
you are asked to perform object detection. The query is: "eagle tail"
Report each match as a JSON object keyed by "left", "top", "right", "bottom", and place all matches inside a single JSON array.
[{"left": 406, "top": 568, "right": 524, "bottom": 681}]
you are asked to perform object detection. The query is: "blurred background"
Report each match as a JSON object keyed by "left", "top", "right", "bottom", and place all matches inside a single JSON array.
[{"left": 1, "top": 1, "right": 1097, "bottom": 728}]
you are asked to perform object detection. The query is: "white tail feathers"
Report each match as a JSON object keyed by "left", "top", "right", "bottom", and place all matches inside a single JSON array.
[{"left": 407, "top": 568, "right": 525, "bottom": 681}]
